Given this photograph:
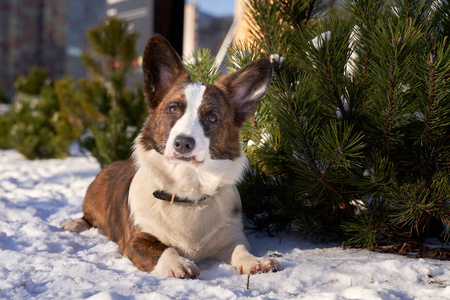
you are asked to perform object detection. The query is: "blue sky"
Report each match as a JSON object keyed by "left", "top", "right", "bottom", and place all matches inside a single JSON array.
[{"left": 195, "top": 0, "right": 235, "bottom": 17}]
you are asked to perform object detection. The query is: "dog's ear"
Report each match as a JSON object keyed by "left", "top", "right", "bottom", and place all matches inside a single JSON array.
[
  {"left": 217, "top": 59, "right": 272, "bottom": 126},
  {"left": 142, "top": 34, "right": 187, "bottom": 107}
]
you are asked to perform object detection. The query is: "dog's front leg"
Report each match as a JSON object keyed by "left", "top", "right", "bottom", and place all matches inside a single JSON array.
[
  {"left": 124, "top": 232, "right": 200, "bottom": 278},
  {"left": 230, "top": 244, "right": 279, "bottom": 275}
]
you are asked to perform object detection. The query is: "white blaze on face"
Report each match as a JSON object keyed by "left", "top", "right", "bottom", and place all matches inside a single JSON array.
[{"left": 164, "top": 82, "right": 209, "bottom": 163}]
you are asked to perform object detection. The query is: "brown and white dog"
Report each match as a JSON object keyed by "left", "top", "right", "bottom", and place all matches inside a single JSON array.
[{"left": 62, "top": 34, "right": 279, "bottom": 279}]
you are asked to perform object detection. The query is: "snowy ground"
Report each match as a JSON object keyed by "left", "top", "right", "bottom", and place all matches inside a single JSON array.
[{"left": 1, "top": 149, "right": 450, "bottom": 300}]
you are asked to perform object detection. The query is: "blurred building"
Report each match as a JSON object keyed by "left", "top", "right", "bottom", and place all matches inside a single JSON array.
[
  {"left": 106, "top": 0, "right": 155, "bottom": 60},
  {"left": 106, "top": 0, "right": 187, "bottom": 56},
  {"left": 0, "top": 0, "right": 230, "bottom": 99},
  {"left": 105, "top": 0, "right": 234, "bottom": 64},
  {"left": 0, "top": 0, "right": 105, "bottom": 99},
  {"left": 106, "top": 0, "right": 186, "bottom": 86},
  {"left": 65, "top": 1, "right": 106, "bottom": 81},
  {"left": 233, "top": 0, "right": 248, "bottom": 43},
  {"left": 183, "top": 1, "right": 197, "bottom": 58},
  {"left": 183, "top": 0, "right": 234, "bottom": 68}
]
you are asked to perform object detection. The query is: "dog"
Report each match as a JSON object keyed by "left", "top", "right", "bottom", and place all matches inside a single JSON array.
[{"left": 62, "top": 34, "right": 279, "bottom": 279}]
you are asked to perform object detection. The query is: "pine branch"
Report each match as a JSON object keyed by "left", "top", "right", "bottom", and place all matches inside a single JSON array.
[
  {"left": 425, "top": 34, "right": 436, "bottom": 134},
  {"left": 356, "top": 48, "right": 370, "bottom": 90},
  {"left": 323, "top": 61, "right": 346, "bottom": 118},
  {"left": 184, "top": 49, "right": 220, "bottom": 84},
  {"left": 382, "top": 37, "right": 398, "bottom": 145}
]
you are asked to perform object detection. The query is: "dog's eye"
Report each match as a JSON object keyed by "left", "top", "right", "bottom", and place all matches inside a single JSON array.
[
  {"left": 169, "top": 105, "right": 179, "bottom": 114},
  {"left": 207, "top": 113, "right": 218, "bottom": 123}
]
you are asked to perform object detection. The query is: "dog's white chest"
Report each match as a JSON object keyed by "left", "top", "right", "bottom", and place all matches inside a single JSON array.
[{"left": 128, "top": 169, "right": 242, "bottom": 261}]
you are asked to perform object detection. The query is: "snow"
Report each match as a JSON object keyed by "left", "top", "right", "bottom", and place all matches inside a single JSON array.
[
  {"left": 1, "top": 149, "right": 450, "bottom": 299},
  {"left": 311, "top": 31, "right": 331, "bottom": 50}
]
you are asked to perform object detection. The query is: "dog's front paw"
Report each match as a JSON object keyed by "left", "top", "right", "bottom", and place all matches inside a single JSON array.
[
  {"left": 168, "top": 258, "right": 200, "bottom": 279},
  {"left": 231, "top": 245, "right": 280, "bottom": 275},
  {"left": 61, "top": 218, "right": 91, "bottom": 232},
  {"left": 153, "top": 248, "right": 200, "bottom": 279},
  {"left": 237, "top": 257, "right": 279, "bottom": 275}
]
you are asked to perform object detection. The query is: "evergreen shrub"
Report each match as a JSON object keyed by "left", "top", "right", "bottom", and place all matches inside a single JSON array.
[
  {"left": 8, "top": 80, "right": 81, "bottom": 159},
  {"left": 226, "top": 0, "right": 450, "bottom": 247},
  {"left": 77, "top": 17, "right": 146, "bottom": 168}
]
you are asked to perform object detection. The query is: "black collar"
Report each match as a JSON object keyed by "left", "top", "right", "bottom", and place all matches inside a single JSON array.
[{"left": 152, "top": 190, "right": 209, "bottom": 204}]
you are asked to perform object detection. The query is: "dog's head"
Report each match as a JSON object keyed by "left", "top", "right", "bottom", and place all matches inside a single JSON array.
[{"left": 136, "top": 35, "right": 271, "bottom": 182}]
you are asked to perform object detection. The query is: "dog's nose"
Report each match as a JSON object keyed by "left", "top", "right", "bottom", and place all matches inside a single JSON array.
[{"left": 174, "top": 135, "right": 196, "bottom": 154}]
